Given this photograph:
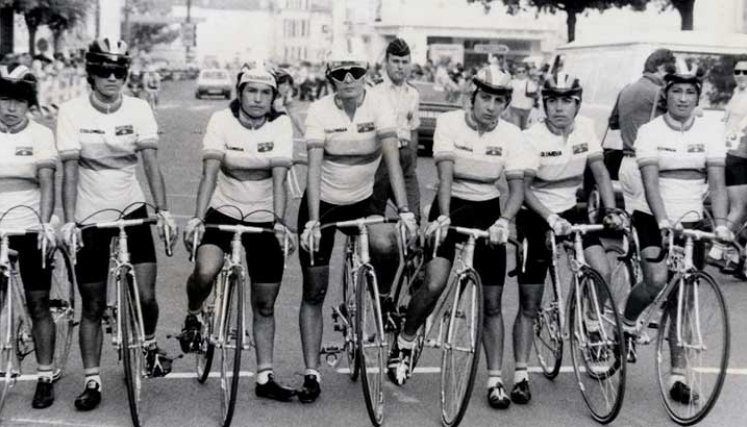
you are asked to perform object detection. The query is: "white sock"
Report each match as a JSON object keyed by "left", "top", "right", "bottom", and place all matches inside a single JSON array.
[
  {"left": 398, "top": 334, "right": 415, "bottom": 350},
  {"left": 85, "top": 374, "right": 102, "bottom": 391},
  {"left": 513, "top": 367, "right": 528, "bottom": 383},
  {"left": 257, "top": 369, "right": 272, "bottom": 385},
  {"left": 304, "top": 369, "right": 320, "bottom": 382},
  {"left": 669, "top": 373, "right": 686, "bottom": 388},
  {"left": 37, "top": 368, "right": 54, "bottom": 382},
  {"left": 487, "top": 370, "right": 502, "bottom": 388},
  {"left": 143, "top": 336, "right": 157, "bottom": 350},
  {"left": 709, "top": 243, "right": 724, "bottom": 259}
]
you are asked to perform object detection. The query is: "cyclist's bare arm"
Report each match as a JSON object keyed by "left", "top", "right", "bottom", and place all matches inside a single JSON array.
[
  {"left": 640, "top": 164, "right": 669, "bottom": 224},
  {"left": 38, "top": 167, "right": 55, "bottom": 223},
  {"left": 272, "top": 166, "right": 288, "bottom": 220},
  {"left": 503, "top": 176, "right": 524, "bottom": 219},
  {"left": 381, "top": 135, "right": 409, "bottom": 209},
  {"left": 436, "top": 160, "right": 454, "bottom": 215},
  {"left": 141, "top": 148, "right": 169, "bottom": 211},
  {"left": 193, "top": 159, "right": 220, "bottom": 219},
  {"left": 306, "top": 146, "right": 324, "bottom": 221},
  {"left": 707, "top": 164, "right": 728, "bottom": 227},
  {"left": 61, "top": 159, "right": 79, "bottom": 223},
  {"left": 522, "top": 172, "right": 554, "bottom": 221},
  {"left": 588, "top": 158, "right": 616, "bottom": 210}
]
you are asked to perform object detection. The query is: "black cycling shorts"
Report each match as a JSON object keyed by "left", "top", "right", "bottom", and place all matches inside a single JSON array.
[
  {"left": 725, "top": 154, "right": 747, "bottom": 187},
  {"left": 201, "top": 208, "right": 284, "bottom": 283},
  {"left": 516, "top": 206, "right": 602, "bottom": 285},
  {"left": 9, "top": 235, "right": 52, "bottom": 292},
  {"left": 75, "top": 205, "right": 156, "bottom": 284},
  {"left": 427, "top": 196, "right": 506, "bottom": 286},
  {"left": 631, "top": 211, "right": 705, "bottom": 269},
  {"left": 297, "top": 193, "right": 383, "bottom": 268}
]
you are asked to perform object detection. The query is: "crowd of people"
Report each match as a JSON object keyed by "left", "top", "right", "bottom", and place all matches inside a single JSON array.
[{"left": 0, "top": 32, "right": 743, "bottom": 426}]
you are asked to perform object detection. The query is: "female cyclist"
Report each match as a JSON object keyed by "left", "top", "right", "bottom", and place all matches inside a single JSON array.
[
  {"left": 0, "top": 63, "right": 58, "bottom": 408},
  {"left": 180, "top": 63, "right": 296, "bottom": 401}
]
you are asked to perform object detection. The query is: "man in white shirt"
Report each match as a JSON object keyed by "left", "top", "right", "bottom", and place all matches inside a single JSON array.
[{"left": 508, "top": 64, "right": 537, "bottom": 130}]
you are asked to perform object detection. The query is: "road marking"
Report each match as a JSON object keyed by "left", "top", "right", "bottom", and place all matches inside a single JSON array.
[
  {"left": 2, "top": 418, "right": 114, "bottom": 427},
  {"left": 336, "top": 366, "right": 747, "bottom": 376},
  {"left": 11, "top": 371, "right": 255, "bottom": 382}
]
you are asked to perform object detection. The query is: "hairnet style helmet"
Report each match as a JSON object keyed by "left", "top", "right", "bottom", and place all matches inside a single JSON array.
[
  {"left": 542, "top": 71, "right": 583, "bottom": 103},
  {"left": 472, "top": 66, "right": 513, "bottom": 97},
  {"left": 325, "top": 43, "right": 368, "bottom": 74},
  {"left": 275, "top": 67, "right": 294, "bottom": 86},
  {"left": 0, "top": 63, "right": 38, "bottom": 107},
  {"left": 236, "top": 62, "right": 277, "bottom": 93},
  {"left": 85, "top": 38, "right": 131, "bottom": 68},
  {"left": 664, "top": 59, "right": 703, "bottom": 96}
]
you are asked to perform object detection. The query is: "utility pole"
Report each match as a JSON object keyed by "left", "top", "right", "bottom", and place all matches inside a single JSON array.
[{"left": 185, "top": 0, "right": 192, "bottom": 60}]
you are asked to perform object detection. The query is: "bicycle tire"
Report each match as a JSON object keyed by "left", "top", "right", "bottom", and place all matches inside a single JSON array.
[
  {"left": 343, "top": 244, "right": 359, "bottom": 381},
  {"left": 195, "top": 299, "right": 215, "bottom": 384},
  {"left": 655, "top": 271, "right": 729, "bottom": 426},
  {"left": 533, "top": 262, "right": 563, "bottom": 379},
  {"left": 440, "top": 270, "right": 483, "bottom": 427},
  {"left": 220, "top": 271, "right": 243, "bottom": 427},
  {"left": 49, "top": 247, "right": 76, "bottom": 381},
  {"left": 357, "top": 266, "right": 385, "bottom": 427},
  {"left": 568, "top": 267, "right": 626, "bottom": 424},
  {"left": 120, "top": 270, "right": 143, "bottom": 427},
  {"left": 0, "top": 276, "right": 16, "bottom": 414}
]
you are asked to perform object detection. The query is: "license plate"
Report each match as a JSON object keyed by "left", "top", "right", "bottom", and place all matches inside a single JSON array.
[{"left": 208, "top": 89, "right": 222, "bottom": 94}]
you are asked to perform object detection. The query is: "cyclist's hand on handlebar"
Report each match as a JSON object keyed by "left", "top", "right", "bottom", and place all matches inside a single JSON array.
[
  {"left": 274, "top": 222, "right": 297, "bottom": 255},
  {"left": 714, "top": 225, "right": 734, "bottom": 243},
  {"left": 398, "top": 210, "right": 418, "bottom": 240},
  {"left": 300, "top": 220, "right": 321, "bottom": 253},
  {"left": 489, "top": 217, "right": 510, "bottom": 246},
  {"left": 425, "top": 215, "right": 450, "bottom": 245},
  {"left": 602, "top": 208, "right": 625, "bottom": 231},
  {"left": 60, "top": 222, "right": 82, "bottom": 251},
  {"left": 547, "top": 214, "right": 572, "bottom": 236},
  {"left": 37, "top": 222, "right": 57, "bottom": 258},
  {"left": 183, "top": 217, "right": 205, "bottom": 254},
  {"left": 156, "top": 210, "right": 179, "bottom": 250},
  {"left": 658, "top": 219, "right": 678, "bottom": 250}
]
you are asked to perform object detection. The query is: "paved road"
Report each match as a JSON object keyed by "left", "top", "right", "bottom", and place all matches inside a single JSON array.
[{"left": 2, "top": 80, "right": 746, "bottom": 427}]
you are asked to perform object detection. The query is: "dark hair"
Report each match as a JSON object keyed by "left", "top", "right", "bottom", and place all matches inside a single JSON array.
[
  {"left": 643, "top": 49, "right": 676, "bottom": 74},
  {"left": 470, "top": 88, "right": 511, "bottom": 106},
  {"left": 385, "top": 38, "right": 410, "bottom": 59}
]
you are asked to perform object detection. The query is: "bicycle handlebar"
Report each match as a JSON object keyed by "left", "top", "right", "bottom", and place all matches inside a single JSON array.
[
  {"left": 644, "top": 227, "right": 736, "bottom": 263},
  {"left": 79, "top": 216, "right": 158, "bottom": 231}
]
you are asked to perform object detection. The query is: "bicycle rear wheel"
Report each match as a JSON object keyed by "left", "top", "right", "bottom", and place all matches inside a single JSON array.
[
  {"left": 343, "top": 245, "right": 359, "bottom": 381},
  {"left": 49, "top": 247, "right": 76, "bottom": 381},
  {"left": 120, "top": 271, "right": 144, "bottom": 427},
  {"left": 220, "top": 272, "right": 243, "bottom": 427},
  {"left": 655, "top": 271, "right": 729, "bottom": 426},
  {"left": 357, "top": 266, "right": 385, "bottom": 426},
  {"left": 568, "top": 267, "right": 626, "bottom": 424},
  {"left": 533, "top": 264, "right": 563, "bottom": 379},
  {"left": 0, "top": 276, "right": 16, "bottom": 414},
  {"left": 440, "top": 270, "right": 483, "bottom": 427},
  {"left": 195, "top": 299, "right": 215, "bottom": 384}
]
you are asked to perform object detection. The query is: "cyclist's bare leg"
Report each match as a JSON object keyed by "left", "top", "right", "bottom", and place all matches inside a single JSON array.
[
  {"left": 482, "top": 285, "right": 504, "bottom": 373},
  {"left": 726, "top": 185, "right": 747, "bottom": 233},
  {"left": 251, "top": 282, "right": 281, "bottom": 371},
  {"left": 583, "top": 244, "right": 612, "bottom": 317},
  {"left": 78, "top": 280, "right": 106, "bottom": 370},
  {"left": 401, "top": 258, "right": 451, "bottom": 340},
  {"left": 299, "top": 266, "right": 329, "bottom": 371},
  {"left": 26, "top": 290, "right": 55, "bottom": 366},
  {"left": 622, "top": 246, "right": 667, "bottom": 324},
  {"left": 186, "top": 245, "right": 224, "bottom": 312},
  {"left": 368, "top": 223, "right": 399, "bottom": 296},
  {"left": 512, "top": 283, "right": 544, "bottom": 367},
  {"left": 133, "top": 262, "right": 158, "bottom": 338}
]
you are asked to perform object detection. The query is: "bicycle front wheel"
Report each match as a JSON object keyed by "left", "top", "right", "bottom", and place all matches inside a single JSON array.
[
  {"left": 0, "top": 276, "right": 16, "bottom": 414},
  {"left": 49, "top": 247, "right": 76, "bottom": 381},
  {"left": 655, "top": 271, "right": 729, "bottom": 426},
  {"left": 343, "top": 246, "right": 359, "bottom": 381},
  {"left": 440, "top": 270, "right": 483, "bottom": 427},
  {"left": 220, "top": 272, "right": 243, "bottom": 427},
  {"left": 533, "top": 264, "right": 563, "bottom": 379},
  {"left": 568, "top": 267, "right": 626, "bottom": 424},
  {"left": 120, "top": 271, "right": 144, "bottom": 427},
  {"left": 356, "top": 266, "right": 385, "bottom": 426}
]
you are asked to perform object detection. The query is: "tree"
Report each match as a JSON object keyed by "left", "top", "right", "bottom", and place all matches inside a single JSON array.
[
  {"left": 124, "top": 0, "right": 181, "bottom": 51},
  {"left": 46, "top": 0, "right": 89, "bottom": 53},
  {"left": 660, "top": 0, "right": 695, "bottom": 30},
  {"left": 471, "top": 1, "right": 651, "bottom": 42}
]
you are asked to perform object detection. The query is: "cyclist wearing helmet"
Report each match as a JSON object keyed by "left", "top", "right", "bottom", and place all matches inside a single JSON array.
[
  {"left": 56, "top": 38, "right": 178, "bottom": 411},
  {"left": 297, "top": 45, "right": 416, "bottom": 403},
  {"left": 371, "top": 38, "right": 421, "bottom": 222},
  {"left": 0, "top": 63, "right": 58, "bottom": 409},
  {"left": 621, "top": 62, "right": 731, "bottom": 403},
  {"left": 386, "top": 67, "right": 529, "bottom": 409},
  {"left": 513, "top": 72, "right": 622, "bottom": 405},
  {"left": 180, "top": 63, "right": 296, "bottom": 402}
]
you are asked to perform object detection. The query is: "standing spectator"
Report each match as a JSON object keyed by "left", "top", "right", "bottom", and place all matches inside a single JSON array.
[
  {"left": 507, "top": 64, "right": 538, "bottom": 130},
  {"left": 435, "top": 57, "right": 459, "bottom": 104},
  {"left": 298, "top": 61, "right": 312, "bottom": 101}
]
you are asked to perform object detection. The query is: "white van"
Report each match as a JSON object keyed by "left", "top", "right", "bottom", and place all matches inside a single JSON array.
[{"left": 551, "top": 31, "right": 747, "bottom": 150}]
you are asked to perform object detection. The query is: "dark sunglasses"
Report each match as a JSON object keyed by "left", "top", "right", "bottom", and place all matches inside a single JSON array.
[
  {"left": 735, "top": 70, "right": 747, "bottom": 75},
  {"left": 90, "top": 65, "right": 128, "bottom": 79},
  {"left": 328, "top": 67, "right": 367, "bottom": 82}
]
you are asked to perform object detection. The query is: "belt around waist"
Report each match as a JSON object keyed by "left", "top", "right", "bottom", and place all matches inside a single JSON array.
[{"left": 622, "top": 151, "right": 636, "bottom": 158}]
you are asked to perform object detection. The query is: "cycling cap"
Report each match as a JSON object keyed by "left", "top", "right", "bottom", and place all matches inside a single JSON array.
[
  {"left": 542, "top": 71, "right": 582, "bottom": 101},
  {"left": 472, "top": 66, "right": 512, "bottom": 96},
  {"left": 236, "top": 62, "right": 277, "bottom": 91},
  {"left": 0, "top": 63, "right": 37, "bottom": 106},
  {"left": 386, "top": 38, "right": 411, "bottom": 57},
  {"left": 664, "top": 60, "right": 702, "bottom": 95},
  {"left": 86, "top": 38, "right": 131, "bottom": 68}
]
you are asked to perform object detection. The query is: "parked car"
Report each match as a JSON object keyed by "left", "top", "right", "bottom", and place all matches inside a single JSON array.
[
  {"left": 195, "top": 68, "right": 232, "bottom": 99},
  {"left": 410, "top": 80, "right": 462, "bottom": 155}
]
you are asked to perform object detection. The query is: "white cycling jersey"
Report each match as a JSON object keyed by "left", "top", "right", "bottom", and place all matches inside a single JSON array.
[
  {"left": 0, "top": 120, "right": 57, "bottom": 229},
  {"left": 635, "top": 114, "right": 726, "bottom": 223},
  {"left": 524, "top": 116, "right": 603, "bottom": 214},
  {"left": 433, "top": 110, "right": 527, "bottom": 201},
  {"left": 304, "top": 91, "right": 397, "bottom": 205},
  {"left": 56, "top": 94, "right": 158, "bottom": 222},
  {"left": 203, "top": 109, "right": 293, "bottom": 223}
]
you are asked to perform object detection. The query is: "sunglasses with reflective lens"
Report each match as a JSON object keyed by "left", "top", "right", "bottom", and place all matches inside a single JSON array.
[
  {"left": 90, "top": 65, "right": 128, "bottom": 79},
  {"left": 735, "top": 70, "right": 747, "bottom": 76},
  {"left": 329, "top": 67, "right": 367, "bottom": 82}
]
